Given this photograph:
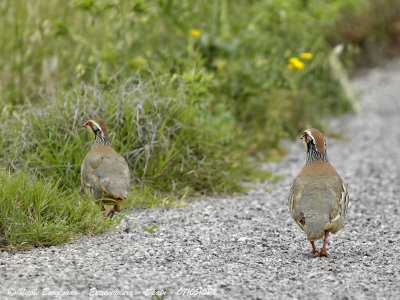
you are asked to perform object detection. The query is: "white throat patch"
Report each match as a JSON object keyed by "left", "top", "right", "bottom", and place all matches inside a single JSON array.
[
  {"left": 303, "top": 129, "right": 316, "bottom": 148},
  {"left": 90, "top": 120, "right": 102, "bottom": 133}
]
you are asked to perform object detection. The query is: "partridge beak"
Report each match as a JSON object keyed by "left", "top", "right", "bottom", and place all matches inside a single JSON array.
[{"left": 82, "top": 123, "right": 88, "bottom": 128}]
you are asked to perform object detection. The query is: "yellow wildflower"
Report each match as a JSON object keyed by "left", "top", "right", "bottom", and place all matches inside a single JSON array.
[
  {"left": 300, "top": 52, "right": 313, "bottom": 60},
  {"left": 218, "top": 60, "right": 227, "bottom": 70},
  {"left": 287, "top": 57, "right": 304, "bottom": 70},
  {"left": 231, "top": 163, "right": 238, "bottom": 168},
  {"left": 189, "top": 29, "right": 201, "bottom": 37}
]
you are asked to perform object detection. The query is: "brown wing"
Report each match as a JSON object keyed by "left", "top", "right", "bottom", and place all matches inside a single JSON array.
[
  {"left": 94, "top": 154, "right": 130, "bottom": 199},
  {"left": 323, "top": 179, "right": 348, "bottom": 233},
  {"left": 81, "top": 152, "right": 103, "bottom": 199},
  {"left": 328, "top": 179, "right": 349, "bottom": 221},
  {"left": 81, "top": 146, "right": 131, "bottom": 200},
  {"left": 288, "top": 181, "right": 306, "bottom": 232}
]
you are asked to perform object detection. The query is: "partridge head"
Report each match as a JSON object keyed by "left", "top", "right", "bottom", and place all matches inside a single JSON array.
[
  {"left": 288, "top": 128, "right": 349, "bottom": 257},
  {"left": 81, "top": 118, "right": 131, "bottom": 217}
]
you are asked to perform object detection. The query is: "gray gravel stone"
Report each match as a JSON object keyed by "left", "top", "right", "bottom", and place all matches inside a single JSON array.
[{"left": 1, "top": 59, "right": 400, "bottom": 299}]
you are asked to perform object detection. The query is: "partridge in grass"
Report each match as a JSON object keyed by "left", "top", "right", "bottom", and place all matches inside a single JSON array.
[
  {"left": 288, "top": 128, "right": 349, "bottom": 257},
  {"left": 81, "top": 118, "right": 131, "bottom": 217}
]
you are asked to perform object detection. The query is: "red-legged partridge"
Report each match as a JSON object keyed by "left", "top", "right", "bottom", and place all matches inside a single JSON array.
[
  {"left": 288, "top": 128, "right": 349, "bottom": 257},
  {"left": 81, "top": 118, "right": 131, "bottom": 217}
]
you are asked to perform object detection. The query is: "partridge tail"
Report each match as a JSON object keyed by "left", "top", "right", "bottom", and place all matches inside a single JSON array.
[{"left": 305, "top": 214, "right": 327, "bottom": 241}]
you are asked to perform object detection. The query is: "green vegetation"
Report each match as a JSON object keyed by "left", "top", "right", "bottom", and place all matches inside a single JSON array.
[
  {"left": 144, "top": 224, "right": 160, "bottom": 233},
  {"left": 329, "top": 0, "right": 400, "bottom": 68},
  {"left": 0, "top": 0, "right": 397, "bottom": 250},
  {"left": 1, "top": 74, "right": 247, "bottom": 194},
  {"left": 0, "top": 169, "right": 112, "bottom": 251}
]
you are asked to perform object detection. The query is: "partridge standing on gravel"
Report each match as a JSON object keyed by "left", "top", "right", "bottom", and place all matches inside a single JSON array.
[
  {"left": 288, "top": 128, "right": 349, "bottom": 257},
  {"left": 81, "top": 118, "right": 131, "bottom": 217}
]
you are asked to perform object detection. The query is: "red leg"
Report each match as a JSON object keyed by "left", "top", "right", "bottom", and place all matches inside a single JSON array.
[
  {"left": 309, "top": 241, "right": 319, "bottom": 255},
  {"left": 313, "top": 230, "right": 329, "bottom": 257},
  {"left": 106, "top": 204, "right": 120, "bottom": 218}
]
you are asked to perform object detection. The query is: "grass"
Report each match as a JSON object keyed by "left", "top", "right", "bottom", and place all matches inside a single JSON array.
[
  {"left": 0, "top": 74, "right": 250, "bottom": 195},
  {"left": 0, "top": 169, "right": 113, "bottom": 251},
  {"left": 144, "top": 224, "right": 160, "bottom": 233},
  {"left": 0, "top": 0, "right": 397, "bottom": 250}
]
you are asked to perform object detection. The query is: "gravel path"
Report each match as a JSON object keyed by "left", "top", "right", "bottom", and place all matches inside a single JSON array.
[{"left": 1, "top": 60, "right": 400, "bottom": 300}]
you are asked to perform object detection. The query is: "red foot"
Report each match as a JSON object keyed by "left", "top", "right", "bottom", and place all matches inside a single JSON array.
[
  {"left": 313, "top": 250, "right": 329, "bottom": 258},
  {"left": 311, "top": 230, "right": 330, "bottom": 257}
]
